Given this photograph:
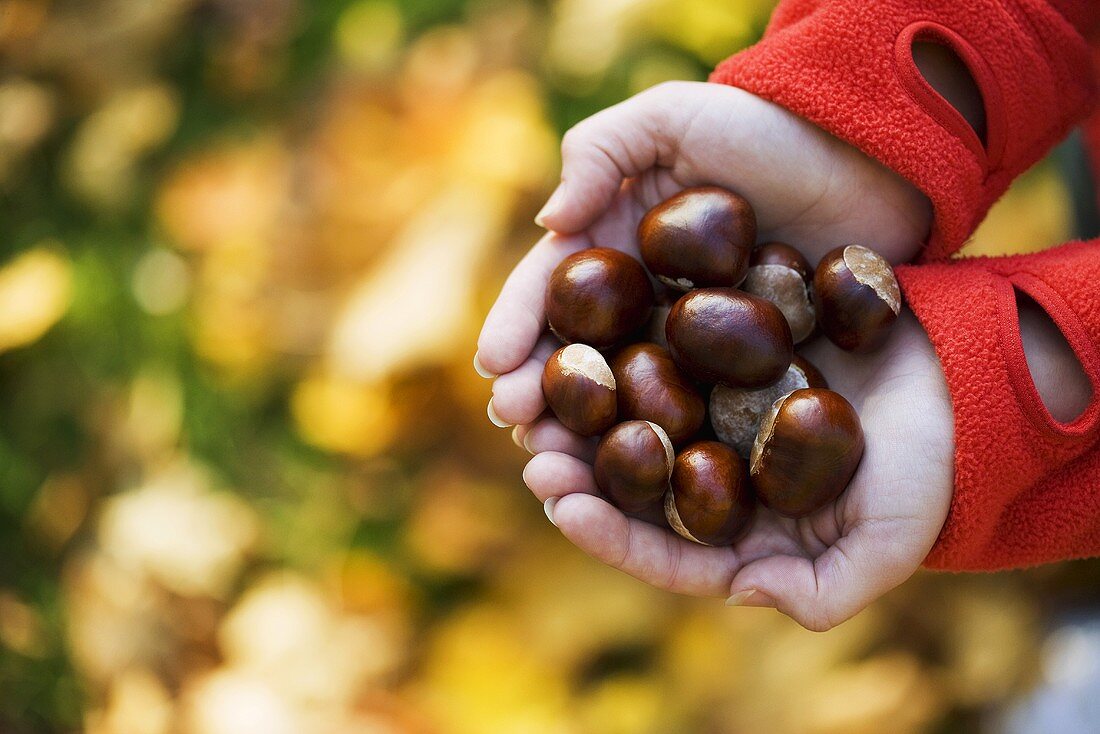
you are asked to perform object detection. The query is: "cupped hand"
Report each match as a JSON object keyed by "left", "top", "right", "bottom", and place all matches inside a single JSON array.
[{"left": 476, "top": 81, "right": 953, "bottom": 631}]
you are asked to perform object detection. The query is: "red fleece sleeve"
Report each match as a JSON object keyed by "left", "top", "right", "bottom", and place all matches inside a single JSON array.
[
  {"left": 710, "top": 0, "right": 1098, "bottom": 260},
  {"left": 711, "top": 0, "right": 1100, "bottom": 570},
  {"left": 897, "top": 245, "right": 1100, "bottom": 570}
]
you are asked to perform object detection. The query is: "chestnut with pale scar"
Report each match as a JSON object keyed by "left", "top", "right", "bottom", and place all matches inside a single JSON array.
[
  {"left": 542, "top": 344, "right": 618, "bottom": 437},
  {"left": 749, "top": 388, "right": 865, "bottom": 518},
  {"left": 814, "top": 244, "right": 901, "bottom": 353},
  {"left": 666, "top": 441, "right": 754, "bottom": 546},
  {"left": 741, "top": 242, "right": 815, "bottom": 344}
]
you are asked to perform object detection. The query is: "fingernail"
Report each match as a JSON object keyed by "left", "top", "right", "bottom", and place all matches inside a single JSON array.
[
  {"left": 726, "top": 589, "right": 777, "bottom": 608},
  {"left": 725, "top": 589, "right": 756, "bottom": 607},
  {"left": 522, "top": 431, "right": 535, "bottom": 455},
  {"left": 511, "top": 426, "right": 525, "bottom": 448},
  {"left": 543, "top": 497, "right": 559, "bottom": 526},
  {"left": 473, "top": 351, "right": 497, "bottom": 379},
  {"left": 534, "top": 184, "right": 565, "bottom": 228},
  {"left": 487, "top": 399, "right": 511, "bottom": 428}
]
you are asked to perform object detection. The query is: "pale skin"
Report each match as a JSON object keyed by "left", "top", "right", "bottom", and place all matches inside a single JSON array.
[{"left": 475, "top": 81, "right": 1092, "bottom": 631}]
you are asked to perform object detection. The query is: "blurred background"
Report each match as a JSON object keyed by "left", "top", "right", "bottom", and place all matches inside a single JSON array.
[{"left": 0, "top": 0, "right": 1098, "bottom": 732}]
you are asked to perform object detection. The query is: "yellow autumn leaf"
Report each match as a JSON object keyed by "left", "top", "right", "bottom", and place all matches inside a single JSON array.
[{"left": 0, "top": 245, "right": 72, "bottom": 353}]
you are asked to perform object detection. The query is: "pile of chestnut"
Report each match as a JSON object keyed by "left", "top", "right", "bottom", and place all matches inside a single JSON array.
[{"left": 541, "top": 186, "right": 901, "bottom": 545}]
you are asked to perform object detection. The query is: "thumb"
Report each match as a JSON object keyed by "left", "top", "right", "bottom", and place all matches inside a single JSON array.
[
  {"left": 725, "top": 523, "right": 919, "bottom": 632},
  {"left": 536, "top": 82, "right": 688, "bottom": 233}
]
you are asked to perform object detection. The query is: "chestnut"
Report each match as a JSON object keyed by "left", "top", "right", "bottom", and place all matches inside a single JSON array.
[
  {"left": 749, "top": 388, "right": 864, "bottom": 518},
  {"left": 542, "top": 344, "right": 618, "bottom": 436},
  {"left": 813, "top": 245, "right": 901, "bottom": 352},
  {"left": 741, "top": 242, "right": 815, "bottom": 344},
  {"left": 638, "top": 186, "right": 756, "bottom": 290},
  {"left": 594, "top": 420, "right": 674, "bottom": 513},
  {"left": 709, "top": 355, "right": 828, "bottom": 457},
  {"left": 665, "top": 441, "right": 754, "bottom": 546},
  {"left": 749, "top": 241, "right": 812, "bottom": 280},
  {"left": 609, "top": 343, "right": 705, "bottom": 445},
  {"left": 665, "top": 288, "right": 793, "bottom": 388},
  {"left": 545, "top": 248, "right": 655, "bottom": 349}
]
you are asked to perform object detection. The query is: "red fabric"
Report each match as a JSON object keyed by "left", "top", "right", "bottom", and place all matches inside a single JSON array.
[
  {"left": 1087, "top": 112, "right": 1100, "bottom": 206},
  {"left": 1085, "top": 47, "right": 1100, "bottom": 209},
  {"left": 1078, "top": 45, "right": 1100, "bottom": 206},
  {"left": 711, "top": 0, "right": 1096, "bottom": 260},
  {"left": 898, "top": 246, "right": 1100, "bottom": 569},
  {"left": 709, "top": 0, "right": 1100, "bottom": 570}
]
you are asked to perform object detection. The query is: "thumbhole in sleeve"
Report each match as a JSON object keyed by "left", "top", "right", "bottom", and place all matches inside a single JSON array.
[
  {"left": 896, "top": 22, "right": 1005, "bottom": 170},
  {"left": 1009, "top": 284, "right": 1097, "bottom": 430},
  {"left": 912, "top": 40, "right": 987, "bottom": 147}
]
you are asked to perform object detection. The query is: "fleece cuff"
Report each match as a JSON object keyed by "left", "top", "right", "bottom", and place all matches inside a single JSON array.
[
  {"left": 899, "top": 241, "right": 1100, "bottom": 570},
  {"left": 710, "top": 0, "right": 1096, "bottom": 260}
]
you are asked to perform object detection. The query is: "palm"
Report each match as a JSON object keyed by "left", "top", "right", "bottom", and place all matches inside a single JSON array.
[
  {"left": 478, "top": 82, "right": 952, "bottom": 630},
  {"left": 731, "top": 315, "right": 952, "bottom": 629},
  {"left": 529, "top": 310, "right": 951, "bottom": 631}
]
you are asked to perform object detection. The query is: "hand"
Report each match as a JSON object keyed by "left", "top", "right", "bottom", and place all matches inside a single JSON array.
[
  {"left": 532, "top": 313, "right": 952, "bottom": 632},
  {"left": 476, "top": 81, "right": 952, "bottom": 631}
]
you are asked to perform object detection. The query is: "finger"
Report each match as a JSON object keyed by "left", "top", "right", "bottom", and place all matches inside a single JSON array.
[
  {"left": 537, "top": 83, "right": 687, "bottom": 234},
  {"left": 725, "top": 522, "right": 918, "bottom": 632},
  {"left": 552, "top": 493, "right": 741, "bottom": 597},
  {"left": 521, "top": 417, "right": 596, "bottom": 462},
  {"left": 490, "top": 334, "right": 560, "bottom": 426},
  {"left": 585, "top": 170, "right": 691, "bottom": 254},
  {"left": 522, "top": 451, "right": 598, "bottom": 502},
  {"left": 477, "top": 233, "right": 589, "bottom": 376},
  {"left": 584, "top": 180, "right": 644, "bottom": 256}
]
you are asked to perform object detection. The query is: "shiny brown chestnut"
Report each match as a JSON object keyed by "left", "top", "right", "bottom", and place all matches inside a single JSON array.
[
  {"left": 542, "top": 344, "right": 617, "bottom": 436},
  {"left": 741, "top": 242, "right": 815, "bottom": 344},
  {"left": 813, "top": 245, "right": 901, "bottom": 352},
  {"left": 665, "top": 288, "right": 793, "bottom": 388},
  {"left": 546, "top": 248, "right": 655, "bottom": 349},
  {"left": 709, "top": 355, "right": 828, "bottom": 457},
  {"left": 749, "top": 388, "right": 864, "bottom": 518},
  {"left": 609, "top": 343, "right": 705, "bottom": 445},
  {"left": 638, "top": 187, "right": 756, "bottom": 290},
  {"left": 665, "top": 441, "right": 754, "bottom": 546},
  {"left": 594, "top": 420, "right": 674, "bottom": 513}
]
